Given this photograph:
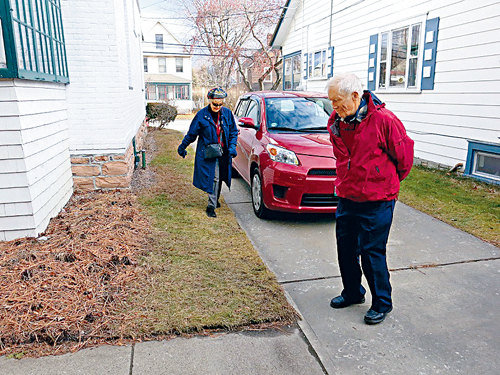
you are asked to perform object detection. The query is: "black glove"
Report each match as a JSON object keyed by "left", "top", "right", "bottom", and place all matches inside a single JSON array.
[{"left": 177, "top": 145, "right": 187, "bottom": 158}]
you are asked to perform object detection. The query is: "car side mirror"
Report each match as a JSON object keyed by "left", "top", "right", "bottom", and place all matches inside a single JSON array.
[{"left": 238, "top": 117, "right": 257, "bottom": 129}]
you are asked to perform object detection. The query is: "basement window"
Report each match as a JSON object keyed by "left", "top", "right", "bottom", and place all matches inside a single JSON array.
[{"left": 464, "top": 141, "right": 500, "bottom": 185}]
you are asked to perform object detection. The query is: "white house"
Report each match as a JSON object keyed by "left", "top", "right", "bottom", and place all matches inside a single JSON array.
[
  {"left": 0, "top": 0, "right": 146, "bottom": 241},
  {"left": 271, "top": 0, "right": 500, "bottom": 185},
  {"left": 142, "top": 20, "right": 193, "bottom": 113}
]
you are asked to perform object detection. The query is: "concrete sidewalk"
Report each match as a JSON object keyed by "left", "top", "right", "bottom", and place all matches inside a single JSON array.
[
  {"left": 224, "top": 179, "right": 500, "bottom": 374},
  {"left": 2, "top": 120, "right": 499, "bottom": 374}
]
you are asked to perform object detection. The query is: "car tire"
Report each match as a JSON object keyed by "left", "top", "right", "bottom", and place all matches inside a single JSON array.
[{"left": 251, "top": 167, "right": 270, "bottom": 219}]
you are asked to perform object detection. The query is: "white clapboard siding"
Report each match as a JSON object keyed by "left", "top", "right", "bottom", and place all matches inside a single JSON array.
[
  {"left": 386, "top": 101, "right": 500, "bottom": 121},
  {"left": 0, "top": 80, "right": 73, "bottom": 240},
  {"left": 0, "top": 187, "right": 31, "bottom": 205},
  {"left": 276, "top": 0, "right": 500, "bottom": 169},
  {"left": 0, "top": 159, "right": 26, "bottom": 174},
  {"left": 436, "top": 56, "right": 500, "bottom": 74}
]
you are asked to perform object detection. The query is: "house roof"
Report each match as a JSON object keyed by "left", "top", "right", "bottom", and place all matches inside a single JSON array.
[
  {"left": 144, "top": 74, "right": 191, "bottom": 84},
  {"left": 270, "top": 0, "right": 299, "bottom": 48},
  {"left": 142, "top": 20, "right": 182, "bottom": 45}
]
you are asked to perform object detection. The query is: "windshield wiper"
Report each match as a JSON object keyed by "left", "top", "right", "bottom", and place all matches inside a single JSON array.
[
  {"left": 268, "top": 126, "right": 297, "bottom": 131},
  {"left": 295, "top": 127, "right": 328, "bottom": 132},
  {"left": 269, "top": 126, "right": 327, "bottom": 132}
]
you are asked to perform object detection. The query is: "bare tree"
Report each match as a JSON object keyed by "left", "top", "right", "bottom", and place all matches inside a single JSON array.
[{"left": 185, "top": 0, "right": 283, "bottom": 91}]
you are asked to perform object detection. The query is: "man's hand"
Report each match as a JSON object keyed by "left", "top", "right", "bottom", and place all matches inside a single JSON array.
[
  {"left": 229, "top": 147, "right": 237, "bottom": 158},
  {"left": 177, "top": 145, "right": 187, "bottom": 158}
]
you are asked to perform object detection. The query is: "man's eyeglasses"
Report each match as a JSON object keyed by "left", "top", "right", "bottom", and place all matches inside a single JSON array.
[{"left": 211, "top": 102, "right": 223, "bottom": 107}]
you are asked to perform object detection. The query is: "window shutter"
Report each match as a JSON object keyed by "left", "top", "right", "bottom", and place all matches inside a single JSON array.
[
  {"left": 421, "top": 17, "right": 440, "bottom": 90},
  {"left": 367, "top": 34, "right": 378, "bottom": 91},
  {"left": 303, "top": 53, "right": 308, "bottom": 80},
  {"left": 327, "top": 47, "right": 334, "bottom": 78}
]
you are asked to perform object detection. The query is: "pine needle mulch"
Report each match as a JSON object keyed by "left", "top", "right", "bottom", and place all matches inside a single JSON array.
[
  {"left": 0, "top": 128, "right": 298, "bottom": 358},
  {"left": 0, "top": 191, "right": 152, "bottom": 358}
]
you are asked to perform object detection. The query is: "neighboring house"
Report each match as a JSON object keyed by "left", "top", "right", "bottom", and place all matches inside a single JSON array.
[
  {"left": 142, "top": 20, "right": 193, "bottom": 114},
  {"left": 233, "top": 55, "right": 278, "bottom": 94},
  {"left": 0, "top": 0, "right": 146, "bottom": 241},
  {"left": 271, "top": 0, "right": 500, "bottom": 185}
]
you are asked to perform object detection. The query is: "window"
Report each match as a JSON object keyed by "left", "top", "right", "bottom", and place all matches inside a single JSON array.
[
  {"left": 246, "top": 100, "right": 260, "bottom": 126},
  {"left": 175, "top": 58, "right": 183, "bottom": 73},
  {"left": 235, "top": 99, "right": 249, "bottom": 117},
  {"left": 308, "top": 49, "right": 327, "bottom": 78},
  {"left": 0, "top": 0, "right": 69, "bottom": 83},
  {"left": 263, "top": 69, "right": 272, "bottom": 82},
  {"left": 146, "top": 83, "right": 156, "bottom": 100},
  {"left": 284, "top": 53, "right": 301, "bottom": 91},
  {"left": 378, "top": 23, "right": 422, "bottom": 90},
  {"left": 0, "top": 19, "right": 6, "bottom": 69},
  {"left": 158, "top": 57, "right": 166, "bottom": 73},
  {"left": 145, "top": 83, "right": 190, "bottom": 101},
  {"left": 174, "top": 85, "right": 189, "bottom": 99},
  {"left": 474, "top": 152, "right": 500, "bottom": 181},
  {"left": 465, "top": 141, "right": 500, "bottom": 185},
  {"left": 144, "top": 57, "right": 148, "bottom": 72},
  {"left": 155, "top": 34, "right": 163, "bottom": 49}
]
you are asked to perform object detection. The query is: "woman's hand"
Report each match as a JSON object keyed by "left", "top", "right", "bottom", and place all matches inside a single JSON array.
[{"left": 177, "top": 145, "right": 187, "bottom": 158}]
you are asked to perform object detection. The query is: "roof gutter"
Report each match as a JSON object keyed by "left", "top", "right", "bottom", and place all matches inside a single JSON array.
[{"left": 269, "top": 0, "right": 292, "bottom": 48}]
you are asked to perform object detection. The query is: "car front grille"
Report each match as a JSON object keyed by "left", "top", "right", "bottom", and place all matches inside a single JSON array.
[
  {"left": 301, "top": 194, "right": 339, "bottom": 207},
  {"left": 308, "top": 169, "right": 337, "bottom": 176}
]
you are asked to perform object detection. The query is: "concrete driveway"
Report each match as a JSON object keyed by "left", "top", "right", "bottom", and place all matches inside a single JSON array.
[{"left": 223, "top": 178, "right": 500, "bottom": 374}]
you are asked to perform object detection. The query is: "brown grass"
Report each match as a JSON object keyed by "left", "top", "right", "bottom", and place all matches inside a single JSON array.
[{"left": 0, "top": 128, "right": 297, "bottom": 358}]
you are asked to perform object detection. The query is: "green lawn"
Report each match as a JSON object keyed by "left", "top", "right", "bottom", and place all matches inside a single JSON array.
[{"left": 399, "top": 165, "right": 500, "bottom": 247}]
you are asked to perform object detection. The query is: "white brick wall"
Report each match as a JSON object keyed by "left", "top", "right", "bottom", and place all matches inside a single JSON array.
[
  {"left": 0, "top": 80, "right": 73, "bottom": 241},
  {"left": 61, "top": 0, "right": 146, "bottom": 156}
]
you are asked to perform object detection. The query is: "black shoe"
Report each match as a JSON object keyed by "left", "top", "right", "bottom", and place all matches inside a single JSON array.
[
  {"left": 206, "top": 207, "right": 216, "bottom": 218},
  {"left": 364, "top": 306, "right": 392, "bottom": 325},
  {"left": 216, "top": 201, "right": 221, "bottom": 208},
  {"left": 330, "top": 295, "right": 365, "bottom": 309}
]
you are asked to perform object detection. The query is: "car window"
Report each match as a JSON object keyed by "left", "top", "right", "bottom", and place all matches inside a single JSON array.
[
  {"left": 235, "top": 99, "right": 249, "bottom": 117},
  {"left": 246, "top": 100, "right": 260, "bottom": 127},
  {"left": 265, "top": 97, "right": 333, "bottom": 133}
]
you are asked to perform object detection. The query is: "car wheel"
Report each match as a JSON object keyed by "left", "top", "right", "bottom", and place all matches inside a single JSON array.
[{"left": 251, "top": 167, "right": 269, "bottom": 218}]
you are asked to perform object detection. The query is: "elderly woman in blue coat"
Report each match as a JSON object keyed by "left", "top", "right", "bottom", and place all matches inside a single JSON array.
[{"left": 177, "top": 87, "right": 238, "bottom": 218}]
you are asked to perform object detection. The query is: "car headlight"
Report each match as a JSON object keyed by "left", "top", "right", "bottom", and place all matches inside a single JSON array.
[{"left": 266, "top": 144, "right": 299, "bottom": 166}]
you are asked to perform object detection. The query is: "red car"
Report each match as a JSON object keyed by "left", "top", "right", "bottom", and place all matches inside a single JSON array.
[{"left": 232, "top": 91, "right": 338, "bottom": 218}]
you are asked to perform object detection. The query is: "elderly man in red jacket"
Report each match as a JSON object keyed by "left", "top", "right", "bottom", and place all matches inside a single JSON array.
[{"left": 327, "top": 72, "right": 414, "bottom": 324}]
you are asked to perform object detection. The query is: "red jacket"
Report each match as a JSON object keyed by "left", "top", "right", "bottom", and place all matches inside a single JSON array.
[{"left": 328, "top": 92, "right": 414, "bottom": 202}]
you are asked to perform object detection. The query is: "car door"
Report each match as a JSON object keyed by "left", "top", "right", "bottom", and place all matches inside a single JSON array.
[{"left": 235, "top": 98, "right": 260, "bottom": 183}]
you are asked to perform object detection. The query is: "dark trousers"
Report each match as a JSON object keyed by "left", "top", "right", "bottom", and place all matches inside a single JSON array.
[{"left": 335, "top": 197, "right": 395, "bottom": 313}]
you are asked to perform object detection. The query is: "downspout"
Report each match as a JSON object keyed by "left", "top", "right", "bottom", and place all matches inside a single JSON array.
[
  {"left": 132, "top": 137, "right": 140, "bottom": 169},
  {"left": 329, "top": 0, "right": 333, "bottom": 49},
  {"left": 302, "top": 0, "right": 307, "bottom": 91}
]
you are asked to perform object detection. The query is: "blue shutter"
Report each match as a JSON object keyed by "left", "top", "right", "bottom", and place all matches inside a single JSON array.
[
  {"left": 327, "top": 47, "right": 334, "bottom": 78},
  {"left": 367, "top": 34, "right": 378, "bottom": 91},
  {"left": 421, "top": 17, "right": 440, "bottom": 90},
  {"left": 303, "top": 53, "right": 308, "bottom": 80}
]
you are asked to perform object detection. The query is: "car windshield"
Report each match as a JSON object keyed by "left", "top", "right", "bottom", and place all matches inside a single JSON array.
[{"left": 265, "top": 97, "right": 333, "bottom": 133}]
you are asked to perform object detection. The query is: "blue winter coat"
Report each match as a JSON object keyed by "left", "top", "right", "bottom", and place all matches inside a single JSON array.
[{"left": 179, "top": 106, "right": 238, "bottom": 194}]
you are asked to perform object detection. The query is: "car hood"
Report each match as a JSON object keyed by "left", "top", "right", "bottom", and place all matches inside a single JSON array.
[{"left": 268, "top": 133, "right": 335, "bottom": 158}]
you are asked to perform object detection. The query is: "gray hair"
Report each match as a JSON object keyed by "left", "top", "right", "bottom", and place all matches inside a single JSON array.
[{"left": 326, "top": 72, "right": 363, "bottom": 96}]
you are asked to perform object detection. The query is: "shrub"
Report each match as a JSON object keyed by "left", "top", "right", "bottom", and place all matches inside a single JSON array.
[{"left": 146, "top": 101, "right": 178, "bottom": 129}]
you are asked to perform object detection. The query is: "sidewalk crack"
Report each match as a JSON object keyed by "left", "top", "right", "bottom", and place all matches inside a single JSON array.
[{"left": 129, "top": 343, "right": 135, "bottom": 375}]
